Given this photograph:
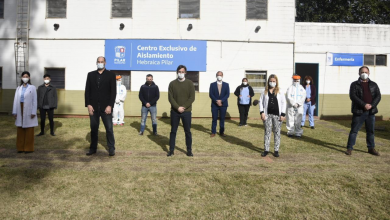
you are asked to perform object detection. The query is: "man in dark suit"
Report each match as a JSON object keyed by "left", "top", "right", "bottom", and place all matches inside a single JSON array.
[
  {"left": 209, "top": 71, "right": 230, "bottom": 137},
  {"left": 85, "top": 56, "right": 116, "bottom": 156}
]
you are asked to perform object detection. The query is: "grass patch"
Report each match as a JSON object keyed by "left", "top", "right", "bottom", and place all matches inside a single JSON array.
[{"left": 0, "top": 115, "right": 389, "bottom": 219}]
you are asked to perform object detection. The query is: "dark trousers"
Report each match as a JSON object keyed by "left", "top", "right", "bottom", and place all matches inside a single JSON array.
[
  {"left": 238, "top": 104, "right": 250, "bottom": 125},
  {"left": 169, "top": 110, "right": 192, "bottom": 152},
  {"left": 89, "top": 107, "right": 115, "bottom": 151},
  {"left": 211, "top": 106, "right": 227, "bottom": 134},
  {"left": 347, "top": 111, "right": 375, "bottom": 150},
  {"left": 39, "top": 108, "right": 54, "bottom": 134}
]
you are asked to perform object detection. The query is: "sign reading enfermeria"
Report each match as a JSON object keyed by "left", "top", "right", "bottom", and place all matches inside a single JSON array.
[
  {"left": 326, "top": 53, "right": 363, "bottom": 66},
  {"left": 105, "top": 40, "right": 207, "bottom": 71}
]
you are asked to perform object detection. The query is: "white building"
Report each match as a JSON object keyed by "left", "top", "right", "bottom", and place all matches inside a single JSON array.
[{"left": 0, "top": 0, "right": 389, "bottom": 119}]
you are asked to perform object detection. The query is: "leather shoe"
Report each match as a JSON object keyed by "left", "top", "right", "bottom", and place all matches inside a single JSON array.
[
  {"left": 311, "top": 126, "right": 315, "bottom": 129},
  {"left": 261, "top": 151, "right": 269, "bottom": 157},
  {"left": 274, "top": 151, "right": 279, "bottom": 157},
  {"left": 345, "top": 149, "right": 352, "bottom": 156},
  {"left": 220, "top": 133, "right": 226, "bottom": 137},
  {"left": 186, "top": 151, "right": 193, "bottom": 157},
  {"left": 368, "top": 148, "right": 380, "bottom": 156},
  {"left": 167, "top": 151, "right": 174, "bottom": 157},
  {"left": 153, "top": 132, "right": 158, "bottom": 136},
  {"left": 86, "top": 151, "right": 96, "bottom": 156},
  {"left": 210, "top": 133, "right": 215, "bottom": 137},
  {"left": 50, "top": 133, "right": 56, "bottom": 136},
  {"left": 109, "top": 148, "right": 115, "bottom": 156}
]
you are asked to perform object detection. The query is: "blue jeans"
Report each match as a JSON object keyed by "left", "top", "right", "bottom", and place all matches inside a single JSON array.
[
  {"left": 347, "top": 111, "right": 375, "bottom": 150},
  {"left": 211, "top": 106, "right": 227, "bottom": 134},
  {"left": 169, "top": 110, "right": 192, "bottom": 152},
  {"left": 301, "top": 101, "right": 315, "bottom": 127},
  {"left": 140, "top": 106, "right": 157, "bottom": 132}
]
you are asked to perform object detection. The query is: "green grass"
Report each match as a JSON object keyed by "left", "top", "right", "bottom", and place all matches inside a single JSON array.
[{"left": 0, "top": 115, "right": 389, "bottom": 219}]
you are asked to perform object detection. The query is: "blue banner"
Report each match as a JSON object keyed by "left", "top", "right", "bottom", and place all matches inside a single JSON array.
[
  {"left": 327, "top": 53, "right": 363, "bottom": 66},
  {"left": 105, "top": 40, "right": 207, "bottom": 71}
]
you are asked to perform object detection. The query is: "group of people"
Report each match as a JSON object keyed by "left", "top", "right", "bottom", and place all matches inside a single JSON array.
[{"left": 12, "top": 56, "right": 381, "bottom": 158}]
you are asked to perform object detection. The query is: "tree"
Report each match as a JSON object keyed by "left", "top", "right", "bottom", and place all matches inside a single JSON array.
[{"left": 296, "top": 0, "right": 390, "bottom": 24}]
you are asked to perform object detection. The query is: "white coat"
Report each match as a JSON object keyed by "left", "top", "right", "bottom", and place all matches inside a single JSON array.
[
  {"left": 286, "top": 83, "right": 306, "bottom": 136},
  {"left": 259, "top": 91, "right": 286, "bottom": 118},
  {"left": 12, "top": 84, "right": 39, "bottom": 128},
  {"left": 113, "top": 83, "right": 127, "bottom": 124}
]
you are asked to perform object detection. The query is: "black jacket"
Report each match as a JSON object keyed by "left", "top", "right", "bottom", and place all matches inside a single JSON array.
[
  {"left": 349, "top": 78, "right": 381, "bottom": 115},
  {"left": 139, "top": 81, "right": 160, "bottom": 106},
  {"left": 234, "top": 84, "right": 255, "bottom": 105},
  {"left": 84, "top": 69, "right": 116, "bottom": 111},
  {"left": 37, "top": 84, "right": 58, "bottom": 109}
]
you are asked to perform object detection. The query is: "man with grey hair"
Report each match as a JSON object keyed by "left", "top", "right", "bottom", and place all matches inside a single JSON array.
[
  {"left": 85, "top": 56, "right": 117, "bottom": 156},
  {"left": 209, "top": 71, "right": 230, "bottom": 137}
]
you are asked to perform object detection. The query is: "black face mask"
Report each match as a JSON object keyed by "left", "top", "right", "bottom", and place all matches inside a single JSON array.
[{"left": 146, "top": 81, "right": 152, "bottom": 85}]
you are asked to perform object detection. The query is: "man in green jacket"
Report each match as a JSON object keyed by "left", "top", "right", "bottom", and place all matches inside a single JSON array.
[{"left": 167, "top": 65, "right": 196, "bottom": 157}]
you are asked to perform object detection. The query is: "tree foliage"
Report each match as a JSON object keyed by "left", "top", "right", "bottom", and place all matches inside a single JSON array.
[{"left": 296, "top": 0, "right": 390, "bottom": 24}]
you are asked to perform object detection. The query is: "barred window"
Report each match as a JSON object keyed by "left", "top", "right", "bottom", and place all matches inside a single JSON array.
[
  {"left": 46, "top": 0, "right": 67, "bottom": 18},
  {"left": 112, "top": 0, "right": 132, "bottom": 18},
  {"left": 45, "top": 68, "right": 65, "bottom": 89},
  {"left": 246, "top": 0, "right": 267, "bottom": 20},
  {"left": 179, "top": 0, "right": 200, "bottom": 18},
  {"left": 364, "top": 54, "right": 387, "bottom": 66},
  {"left": 245, "top": 70, "right": 267, "bottom": 94},
  {"left": 186, "top": 71, "right": 199, "bottom": 92}
]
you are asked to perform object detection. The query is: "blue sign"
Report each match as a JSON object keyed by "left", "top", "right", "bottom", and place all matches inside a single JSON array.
[
  {"left": 105, "top": 40, "right": 207, "bottom": 71},
  {"left": 327, "top": 53, "right": 363, "bottom": 66}
]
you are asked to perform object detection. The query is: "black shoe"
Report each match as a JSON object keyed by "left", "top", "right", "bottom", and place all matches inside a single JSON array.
[
  {"left": 24, "top": 151, "right": 33, "bottom": 154},
  {"left": 36, "top": 133, "right": 44, "bottom": 136},
  {"left": 238, "top": 124, "right": 243, "bottom": 127},
  {"left": 86, "top": 150, "right": 96, "bottom": 156},
  {"left": 274, "top": 151, "right": 279, "bottom": 157},
  {"left": 109, "top": 148, "right": 115, "bottom": 156},
  {"left": 139, "top": 131, "right": 143, "bottom": 135},
  {"left": 153, "top": 132, "right": 158, "bottom": 136},
  {"left": 167, "top": 151, "right": 174, "bottom": 157},
  {"left": 17, "top": 151, "right": 24, "bottom": 153},
  {"left": 287, "top": 134, "right": 293, "bottom": 138},
  {"left": 301, "top": 125, "right": 303, "bottom": 128},
  {"left": 261, "top": 151, "right": 269, "bottom": 157},
  {"left": 311, "top": 126, "right": 315, "bottom": 129},
  {"left": 186, "top": 151, "right": 193, "bottom": 157},
  {"left": 50, "top": 133, "right": 56, "bottom": 136}
]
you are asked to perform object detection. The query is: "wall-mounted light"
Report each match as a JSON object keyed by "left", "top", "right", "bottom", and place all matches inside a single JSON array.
[
  {"left": 119, "top": 23, "right": 125, "bottom": 30},
  {"left": 187, "top": 24, "right": 193, "bottom": 31},
  {"left": 255, "top": 25, "right": 261, "bottom": 33},
  {"left": 54, "top": 23, "right": 60, "bottom": 31}
]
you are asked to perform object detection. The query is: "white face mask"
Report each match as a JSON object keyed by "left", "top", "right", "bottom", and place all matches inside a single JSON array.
[
  {"left": 117, "top": 80, "right": 121, "bottom": 84},
  {"left": 22, "top": 78, "right": 29, "bottom": 84},
  {"left": 177, "top": 73, "right": 185, "bottom": 79},
  {"left": 97, "top": 63, "right": 105, "bottom": 69},
  {"left": 306, "top": 80, "right": 310, "bottom": 84},
  {"left": 293, "top": 81, "right": 300, "bottom": 86},
  {"left": 44, "top": 80, "right": 50, "bottom": 84},
  {"left": 242, "top": 82, "right": 247, "bottom": 85},
  {"left": 217, "top": 76, "right": 223, "bottom": 81},
  {"left": 269, "top": 82, "right": 276, "bottom": 88},
  {"left": 360, "top": 73, "right": 369, "bottom": 80}
]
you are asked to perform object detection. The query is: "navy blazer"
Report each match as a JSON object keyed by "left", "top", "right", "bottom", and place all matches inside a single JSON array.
[{"left": 209, "top": 81, "right": 230, "bottom": 107}]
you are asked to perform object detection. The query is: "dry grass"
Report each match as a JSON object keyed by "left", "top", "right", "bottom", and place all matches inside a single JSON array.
[{"left": 0, "top": 115, "right": 389, "bottom": 220}]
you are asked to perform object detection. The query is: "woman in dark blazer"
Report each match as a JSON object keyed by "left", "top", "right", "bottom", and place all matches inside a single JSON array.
[
  {"left": 234, "top": 78, "right": 255, "bottom": 126},
  {"left": 301, "top": 76, "right": 316, "bottom": 129}
]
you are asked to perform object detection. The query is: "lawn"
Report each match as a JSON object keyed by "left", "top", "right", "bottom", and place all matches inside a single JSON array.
[{"left": 0, "top": 115, "right": 389, "bottom": 219}]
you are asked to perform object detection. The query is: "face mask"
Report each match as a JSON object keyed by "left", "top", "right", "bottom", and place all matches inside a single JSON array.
[
  {"left": 177, "top": 73, "right": 185, "bottom": 79},
  {"left": 146, "top": 81, "right": 152, "bottom": 85},
  {"left": 269, "top": 82, "right": 276, "bottom": 88},
  {"left": 293, "top": 81, "right": 300, "bottom": 86},
  {"left": 97, "top": 63, "right": 105, "bottom": 69},
  {"left": 360, "top": 73, "right": 368, "bottom": 80},
  {"left": 242, "top": 82, "right": 247, "bottom": 85},
  {"left": 117, "top": 80, "right": 121, "bottom": 84},
  {"left": 217, "top": 76, "right": 223, "bottom": 81},
  {"left": 44, "top": 80, "right": 50, "bottom": 84},
  {"left": 22, "top": 78, "right": 29, "bottom": 84},
  {"left": 306, "top": 80, "right": 310, "bottom": 84}
]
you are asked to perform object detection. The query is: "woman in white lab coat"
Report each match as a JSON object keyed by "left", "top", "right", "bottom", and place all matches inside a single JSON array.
[{"left": 12, "top": 71, "right": 38, "bottom": 153}]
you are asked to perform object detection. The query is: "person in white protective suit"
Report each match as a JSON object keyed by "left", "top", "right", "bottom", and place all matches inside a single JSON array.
[
  {"left": 112, "top": 75, "right": 127, "bottom": 126},
  {"left": 286, "top": 75, "right": 306, "bottom": 137}
]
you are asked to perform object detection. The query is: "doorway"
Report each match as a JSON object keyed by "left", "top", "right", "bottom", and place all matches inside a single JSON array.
[{"left": 295, "top": 63, "right": 319, "bottom": 116}]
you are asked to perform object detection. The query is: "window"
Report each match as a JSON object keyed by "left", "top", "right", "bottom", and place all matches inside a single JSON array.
[
  {"left": 364, "top": 54, "right": 387, "bottom": 66},
  {"left": 0, "top": 67, "right": 2, "bottom": 89},
  {"left": 45, "top": 68, "right": 65, "bottom": 89},
  {"left": 186, "top": 71, "right": 199, "bottom": 92},
  {"left": 245, "top": 70, "right": 267, "bottom": 94},
  {"left": 246, "top": 0, "right": 267, "bottom": 20},
  {"left": 112, "top": 0, "right": 132, "bottom": 18},
  {"left": 111, "top": 70, "right": 131, "bottom": 90},
  {"left": 46, "top": 0, "right": 67, "bottom": 18},
  {"left": 0, "top": 0, "right": 4, "bottom": 19},
  {"left": 179, "top": 0, "right": 200, "bottom": 18}
]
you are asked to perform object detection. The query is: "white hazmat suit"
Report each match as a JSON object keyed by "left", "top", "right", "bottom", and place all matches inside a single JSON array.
[
  {"left": 286, "top": 80, "right": 306, "bottom": 137},
  {"left": 112, "top": 80, "right": 127, "bottom": 125}
]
